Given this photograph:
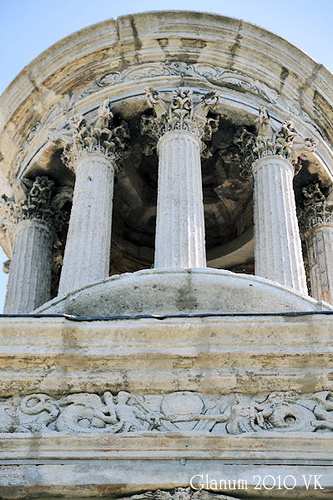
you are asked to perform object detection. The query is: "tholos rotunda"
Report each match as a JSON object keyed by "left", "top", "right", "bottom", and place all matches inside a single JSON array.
[{"left": 0, "top": 11, "right": 332, "bottom": 499}]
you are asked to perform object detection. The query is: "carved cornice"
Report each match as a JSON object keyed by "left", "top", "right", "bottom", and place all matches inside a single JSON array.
[
  {"left": 61, "top": 100, "right": 130, "bottom": 171},
  {"left": 299, "top": 182, "right": 333, "bottom": 232},
  {"left": 0, "top": 176, "right": 69, "bottom": 234},
  {"left": 141, "top": 88, "right": 219, "bottom": 155},
  {"left": 235, "top": 107, "right": 316, "bottom": 178},
  {"left": 2, "top": 389, "right": 333, "bottom": 434}
]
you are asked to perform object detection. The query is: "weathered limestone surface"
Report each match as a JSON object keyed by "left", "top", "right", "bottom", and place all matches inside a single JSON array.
[
  {"left": 0, "top": 314, "right": 332, "bottom": 396},
  {"left": 4, "top": 220, "right": 52, "bottom": 313},
  {"left": 0, "top": 10, "right": 333, "bottom": 500},
  {"left": 141, "top": 89, "right": 218, "bottom": 269},
  {"left": 253, "top": 156, "right": 307, "bottom": 294},
  {"left": 1, "top": 461, "right": 331, "bottom": 499},
  {"left": 37, "top": 268, "right": 331, "bottom": 317},
  {"left": 1, "top": 389, "right": 333, "bottom": 434},
  {"left": 58, "top": 101, "right": 128, "bottom": 295},
  {"left": 0, "top": 175, "right": 59, "bottom": 313},
  {"left": 0, "top": 313, "right": 333, "bottom": 496},
  {"left": 250, "top": 109, "right": 308, "bottom": 294},
  {"left": 0, "top": 12, "right": 332, "bottom": 276},
  {"left": 301, "top": 182, "right": 333, "bottom": 304},
  {"left": 155, "top": 131, "right": 205, "bottom": 268},
  {"left": 306, "top": 226, "right": 333, "bottom": 303},
  {"left": 58, "top": 152, "right": 115, "bottom": 295}
]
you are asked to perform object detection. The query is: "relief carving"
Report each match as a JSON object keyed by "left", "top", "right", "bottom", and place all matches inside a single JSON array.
[
  {"left": 76, "top": 61, "right": 311, "bottom": 125},
  {"left": 81, "top": 61, "right": 276, "bottom": 106},
  {"left": 120, "top": 487, "right": 240, "bottom": 500},
  {"left": 2, "top": 390, "right": 333, "bottom": 435}
]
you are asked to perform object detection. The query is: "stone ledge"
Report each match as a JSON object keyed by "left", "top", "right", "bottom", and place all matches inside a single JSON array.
[
  {"left": 0, "top": 456, "right": 332, "bottom": 498},
  {"left": 0, "top": 432, "right": 333, "bottom": 461}
]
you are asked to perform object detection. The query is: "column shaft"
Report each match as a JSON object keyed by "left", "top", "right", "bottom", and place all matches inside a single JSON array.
[
  {"left": 306, "top": 225, "right": 333, "bottom": 304},
  {"left": 253, "top": 156, "right": 307, "bottom": 294},
  {"left": 58, "top": 153, "right": 114, "bottom": 295},
  {"left": 4, "top": 220, "right": 53, "bottom": 313},
  {"left": 155, "top": 131, "right": 206, "bottom": 268}
]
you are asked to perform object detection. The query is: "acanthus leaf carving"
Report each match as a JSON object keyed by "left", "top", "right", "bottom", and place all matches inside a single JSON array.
[
  {"left": 0, "top": 175, "right": 71, "bottom": 250},
  {"left": 141, "top": 88, "right": 219, "bottom": 156},
  {"left": 235, "top": 107, "right": 316, "bottom": 177},
  {"left": 299, "top": 182, "right": 333, "bottom": 231},
  {"left": 61, "top": 99, "right": 130, "bottom": 171}
]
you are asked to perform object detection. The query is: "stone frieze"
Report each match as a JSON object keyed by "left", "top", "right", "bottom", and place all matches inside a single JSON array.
[
  {"left": 1, "top": 390, "right": 333, "bottom": 435},
  {"left": 120, "top": 487, "right": 240, "bottom": 500}
]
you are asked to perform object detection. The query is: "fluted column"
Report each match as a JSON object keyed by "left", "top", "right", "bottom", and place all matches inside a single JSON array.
[
  {"left": 58, "top": 100, "right": 129, "bottom": 295},
  {"left": 5, "top": 220, "right": 53, "bottom": 313},
  {"left": 155, "top": 131, "right": 205, "bottom": 267},
  {"left": 0, "top": 176, "right": 57, "bottom": 313},
  {"left": 237, "top": 108, "right": 310, "bottom": 294},
  {"left": 141, "top": 88, "right": 219, "bottom": 268},
  {"left": 253, "top": 155, "right": 307, "bottom": 294},
  {"left": 301, "top": 182, "right": 333, "bottom": 304}
]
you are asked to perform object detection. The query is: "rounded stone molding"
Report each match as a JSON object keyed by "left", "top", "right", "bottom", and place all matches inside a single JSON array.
[{"left": 36, "top": 268, "right": 332, "bottom": 316}]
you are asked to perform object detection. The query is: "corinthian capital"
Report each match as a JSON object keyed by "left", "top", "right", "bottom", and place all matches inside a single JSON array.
[
  {"left": 254, "top": 107, "right": 298, "bottom": 161},
  {"left": 235, "top": 107, "right": 316, "bottom": 176},
  {"left": 62, "top": 100, "right": 130, "bottom": 170},
  {"left": 300, "top": 182, "right": 333, "bottom": 231},
  {"left": 141, "top": 88, "right": 219, "bottom": 154},
  {"left": 0, "top": 175, "right": 68, "bottom": 233}
]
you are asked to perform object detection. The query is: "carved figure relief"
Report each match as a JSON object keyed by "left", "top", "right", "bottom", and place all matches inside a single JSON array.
[{"left": 2, "top": 390, "right": 333, "bottom": 435}]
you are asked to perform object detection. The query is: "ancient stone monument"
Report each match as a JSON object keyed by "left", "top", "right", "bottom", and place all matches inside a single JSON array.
[{"left": 0, "top": 11, "right": 332, "bottom": 499}]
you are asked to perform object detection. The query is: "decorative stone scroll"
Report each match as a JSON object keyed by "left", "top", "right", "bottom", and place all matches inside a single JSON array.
[
  {"left": 0, "top": 176, "right": 68, "bottom": 313},
  {"left": 2, "top": 390, "right": 333, "bottom": 435},
  {"left": 58, "top": 100, "right": 129, "bottom": 295},
  {"left": 120, "top": 488, "right": 240, "bottom": 500}
]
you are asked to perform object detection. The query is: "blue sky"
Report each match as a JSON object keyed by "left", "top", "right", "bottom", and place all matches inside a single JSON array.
[{"left": 0, "top": 0, "right": 332, "bottom": 310}]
